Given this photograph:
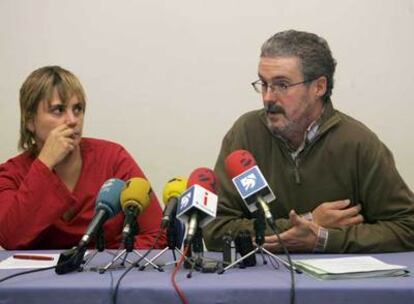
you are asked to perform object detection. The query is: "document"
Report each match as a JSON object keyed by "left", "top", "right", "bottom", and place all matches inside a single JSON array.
[
  {"left": 0, "top": 253, "right": 60, "bottom": 269},
  {"left": 293, "top": 256, "right": 409, "bottom": 280}
]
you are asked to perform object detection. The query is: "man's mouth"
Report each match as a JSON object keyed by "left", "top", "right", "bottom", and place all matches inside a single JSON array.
[{"left": 265, "top": 103, "right": 284, "bottom": 115}]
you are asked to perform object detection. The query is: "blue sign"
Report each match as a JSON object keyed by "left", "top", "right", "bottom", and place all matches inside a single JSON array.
[
  {"left": 177, "top": 186, "right": 195, "bottom": 215},
  {"left": 233, "top": 166, "right": 266, "bottom": 199}
]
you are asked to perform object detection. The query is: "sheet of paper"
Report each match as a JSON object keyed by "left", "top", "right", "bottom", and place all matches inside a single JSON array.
[
  {"left": 0, "top": 254, "right": 60, "bottom": 269},
  {"left": 294, "top": 256, "right": 406, "bottom": 274}
]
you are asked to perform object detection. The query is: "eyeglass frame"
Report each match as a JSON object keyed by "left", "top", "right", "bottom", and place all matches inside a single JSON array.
[{"left": 251, "top": 76, "right": 320, "bottom": 95}]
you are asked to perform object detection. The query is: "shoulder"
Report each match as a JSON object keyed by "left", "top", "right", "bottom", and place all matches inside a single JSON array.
[
  {"left": 327, "top": 111, "right": 392, "bottom": 163},
  {"left": 81, "top": 137, "right": 127, "bottom": 154},
  {"left": 226, "top": 109, "right": 268, "bottom": 139},
  {"left": 218, "top": 109, "right": 271, "bottom": 156},
  {"left": 0, "top": 151, "right": 34, "bottom": 173},
  {"left": 334, "top": 111, "right": 382, "bottom": 145},
  {"left": 232, "top": 109, "right": 264, "bottom": 128}
]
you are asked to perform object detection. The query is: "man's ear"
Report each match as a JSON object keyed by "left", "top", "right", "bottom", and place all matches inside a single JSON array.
[{"left": 314, "top": 76, "right": 327, "bottom": 98}]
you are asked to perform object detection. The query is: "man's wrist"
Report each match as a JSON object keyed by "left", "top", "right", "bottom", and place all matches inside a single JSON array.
[
  {"left": 313, "top": 226, "right": 329, "bottom": 252},
  {"left": 301, "top": 212, "right": 313, "bottom": 222}
]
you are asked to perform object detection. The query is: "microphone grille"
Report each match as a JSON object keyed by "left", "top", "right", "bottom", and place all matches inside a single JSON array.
[
  {"left": 225, "top": 150, "right": 257, "bottom": 178},
  {"left": 187, "top": 167, "right": 218, "bottom": 194}
]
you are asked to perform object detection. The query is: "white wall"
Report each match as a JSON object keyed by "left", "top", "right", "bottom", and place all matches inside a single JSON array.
[{"left": 1, "top": 0, "right": 413, "bottom": 198}]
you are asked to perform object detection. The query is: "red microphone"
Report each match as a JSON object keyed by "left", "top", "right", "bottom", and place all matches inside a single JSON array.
[
  {"left": 187, "top": 167, "right": 219, "bottom": 194},
  {"left": 224, "top": 150, "right": 276, "bottom": 229},
  {"left": 176, "top": 168, "right": 218, "bottom": 244},
  {"left": 225, "top": 150, "right": 257, "bottom": 178}
]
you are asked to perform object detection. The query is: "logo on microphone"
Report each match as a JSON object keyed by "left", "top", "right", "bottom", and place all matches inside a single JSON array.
[
  {"left": 176, "top": 185, "right": 218, "bottom": 227},
  {"left": 240, "top": 173, "right": 257, "bottom": 191},
  {"left": 233, "top": 166, "right": 266, "bottom": 199},
  {"left": 180, "top": 192, "right": 192, "bottom": 209}
]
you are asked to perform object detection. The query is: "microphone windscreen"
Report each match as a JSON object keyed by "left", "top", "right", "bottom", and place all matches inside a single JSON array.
[
  {"left": 162, "top": 176, "right": 188, "bottom": 205},
  {"left": 95, "top": 178, "right": 125, "bottom": 218},
  {"left": 225, "top": 150, "right": 257, "bottom": 178},
  {"left": 187, "top": 167, "right": 218, "bottom": 194},
  {"left": 120, "top": 177, "right": 151, "bottom": 213}
]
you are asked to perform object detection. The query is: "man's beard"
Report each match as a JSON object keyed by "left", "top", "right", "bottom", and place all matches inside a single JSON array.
[{"left": 265, "top": 103, "right": 313, "bottom": 147}]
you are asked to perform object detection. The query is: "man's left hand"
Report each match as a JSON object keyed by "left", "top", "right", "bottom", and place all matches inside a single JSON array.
[{"left": 262, "top": 210, "right": 320, "bottom": 253}]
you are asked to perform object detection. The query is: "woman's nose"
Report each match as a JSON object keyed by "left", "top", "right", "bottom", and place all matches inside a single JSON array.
[{"left": 64, "top": 110, "right": 78, "bottom": 126}]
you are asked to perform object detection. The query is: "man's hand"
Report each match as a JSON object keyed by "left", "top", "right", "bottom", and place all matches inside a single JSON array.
[
  {"left": 312, "top": 199, "right": 363, "bottom": 228},
  {"left": 262, "top": 210, "right": 320, "bottom": 253},
  {"left": 38, "top": 124, "right": 76, "bottom": 169}
]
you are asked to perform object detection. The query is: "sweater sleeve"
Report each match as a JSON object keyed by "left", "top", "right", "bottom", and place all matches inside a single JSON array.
[
  {"left": 325, "top": 137, "right": 414, "bottom": 253},
  {"left": 203, "top": 123, "right": 291, "bottom": 251},
  {"left": 112, "top": 146, "right": 167, "bottom": 249},
  {"left": 0, "top": 158, "right": 76, "bottom": 249}
]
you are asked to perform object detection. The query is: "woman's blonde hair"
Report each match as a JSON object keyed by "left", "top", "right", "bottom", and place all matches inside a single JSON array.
[{"left": 19, "top": 66, "right": 86, "bottom": 154}]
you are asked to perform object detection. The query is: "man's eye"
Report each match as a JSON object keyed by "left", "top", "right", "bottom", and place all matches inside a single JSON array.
[{"left": 274, "top": 82, "right": 289, "bottom": 89}]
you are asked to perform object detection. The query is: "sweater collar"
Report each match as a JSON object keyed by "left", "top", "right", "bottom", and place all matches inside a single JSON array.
[{"left": 259, "top": 99, "right": 341, "bottom": 148}]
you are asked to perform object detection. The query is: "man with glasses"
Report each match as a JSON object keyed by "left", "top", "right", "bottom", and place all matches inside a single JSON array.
[{"left": 204, "top": 30, "right": 414, "bottom": 253}]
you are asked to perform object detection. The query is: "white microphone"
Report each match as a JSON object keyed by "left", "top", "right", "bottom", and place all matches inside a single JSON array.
[{"left": 176, "top": 168, "right": 218, "bottom": 245}]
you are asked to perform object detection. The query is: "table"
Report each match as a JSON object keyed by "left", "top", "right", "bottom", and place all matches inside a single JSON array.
[{"left": 0, "top": 250, "right": 413, "bottom": 304}]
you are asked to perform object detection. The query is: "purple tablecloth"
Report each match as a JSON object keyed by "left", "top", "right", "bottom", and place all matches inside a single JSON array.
[{"left": 0, "top": 250, "right": 413, "bottom": 304}]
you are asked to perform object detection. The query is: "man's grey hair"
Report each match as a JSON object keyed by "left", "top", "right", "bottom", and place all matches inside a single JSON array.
[{"left": 261, "top": 30, "right": 336, "bottom": 102}]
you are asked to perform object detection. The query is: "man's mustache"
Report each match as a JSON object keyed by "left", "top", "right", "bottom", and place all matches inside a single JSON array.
[{"left": 265, "top": 103, "right": 285, "bottom": 115}]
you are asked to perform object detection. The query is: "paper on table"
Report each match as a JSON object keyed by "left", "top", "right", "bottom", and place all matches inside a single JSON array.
[
  {"left": 0, "top": 254, "right": 60, "bottom": 269},
  {"left": 293, "top": 256, "right": 408, "bottom": 280}
]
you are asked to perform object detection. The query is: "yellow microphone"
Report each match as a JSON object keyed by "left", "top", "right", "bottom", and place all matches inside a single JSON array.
[
  {"left": 161, "top": 176, "right": 187, "bottom": 228},
  {"left": 120, "top": 177, "right": 152, "bottom": 238}
]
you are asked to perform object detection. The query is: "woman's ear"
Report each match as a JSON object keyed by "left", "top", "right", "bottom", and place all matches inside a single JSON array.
[{"left": 26, "top": 117, "right": 35, "bottom": 133}]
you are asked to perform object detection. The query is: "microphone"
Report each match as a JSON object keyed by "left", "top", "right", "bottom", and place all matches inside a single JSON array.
[
  {"left": 224, "top": 150, "right": 276, "bottom": 229},
  {"left": 176, "top": 168, "right": 218, "bottom": 245},
  {"left": 161, "top": 176, "right": 188, "bottom": 229},
  {"left": 78, "top": 178, "right": 125, "bottom": 248},
  {"left": 120, "top": 177, "right": 152, "bottom": 239}
]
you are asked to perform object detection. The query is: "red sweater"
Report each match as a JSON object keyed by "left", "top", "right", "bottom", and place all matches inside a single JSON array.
[{"left": 0, "top": 138, "right": 166, "bottom": 250}]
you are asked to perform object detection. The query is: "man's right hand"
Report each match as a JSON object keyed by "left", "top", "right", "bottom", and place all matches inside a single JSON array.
[
  {"left": 312, "top": 199, "right": 364, "bottom": 229},
  {"left": 37, "top": 124, "right": 76, "bottom": 169}
]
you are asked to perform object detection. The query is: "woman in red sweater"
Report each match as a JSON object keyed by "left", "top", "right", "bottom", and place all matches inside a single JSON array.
[{"left": 0, "top": 66, "right": 166, "bottom": 250}]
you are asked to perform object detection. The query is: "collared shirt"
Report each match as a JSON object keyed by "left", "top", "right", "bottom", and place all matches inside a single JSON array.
[{"left": 288, "top": 109, "right": 329, "bottom": 252}]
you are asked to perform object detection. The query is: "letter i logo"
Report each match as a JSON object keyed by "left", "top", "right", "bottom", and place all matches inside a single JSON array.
[{"left": 203, "top": 192, "right": 208, "bottom": 206}]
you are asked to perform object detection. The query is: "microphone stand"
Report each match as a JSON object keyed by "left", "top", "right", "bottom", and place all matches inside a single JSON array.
[
  {"left": 185, "top": 227, "right": 204, "bottom": 278},
  {"left": 100, "top": 209, "right": 162, "bottom": 273},
  {"left": 81, "top": 226, "right": 107, "bottom": 270},
  {"left": 139, "top": 217, "right": 185, "bottom": 271},
  {"left": 218, "top": 207, "right": 292, "bottom": 274}
]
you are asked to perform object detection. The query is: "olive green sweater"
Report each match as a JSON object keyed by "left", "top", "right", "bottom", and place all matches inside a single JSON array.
[{"left": 203, "top": 102, "right": 414, "bottom": 253}]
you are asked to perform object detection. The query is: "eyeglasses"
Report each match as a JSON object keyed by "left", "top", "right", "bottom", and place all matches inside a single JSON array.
[{"left": 251, "top": 78, "right": 317, "bottom": 95}]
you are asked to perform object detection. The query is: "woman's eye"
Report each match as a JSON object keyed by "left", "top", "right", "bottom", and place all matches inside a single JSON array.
[
  {"left": 73, "top": 105, "right": 84, "bottom": 114},
  {"left": 51, "top": 106, "right": 65, "bottom": 115}
]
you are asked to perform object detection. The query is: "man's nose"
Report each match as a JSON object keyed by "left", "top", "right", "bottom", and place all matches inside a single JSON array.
[{"left": 263, "top": 88, "right": 277, "bottom": 103}]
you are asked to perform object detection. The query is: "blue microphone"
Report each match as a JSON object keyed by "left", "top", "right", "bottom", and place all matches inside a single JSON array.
[{"left": 78, "top": 178, "right": 125, "bottom": 248}]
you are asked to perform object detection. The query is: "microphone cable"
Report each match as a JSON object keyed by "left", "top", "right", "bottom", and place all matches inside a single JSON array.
[
  {"left": 268, "top": 222, "right": 296, "bottom": 304},
  {"left": 171, "top": 245, "right": 190, "bottom": 304},
  {"left": 112, "top": 229, "right": 163, "bottom": 304}
]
